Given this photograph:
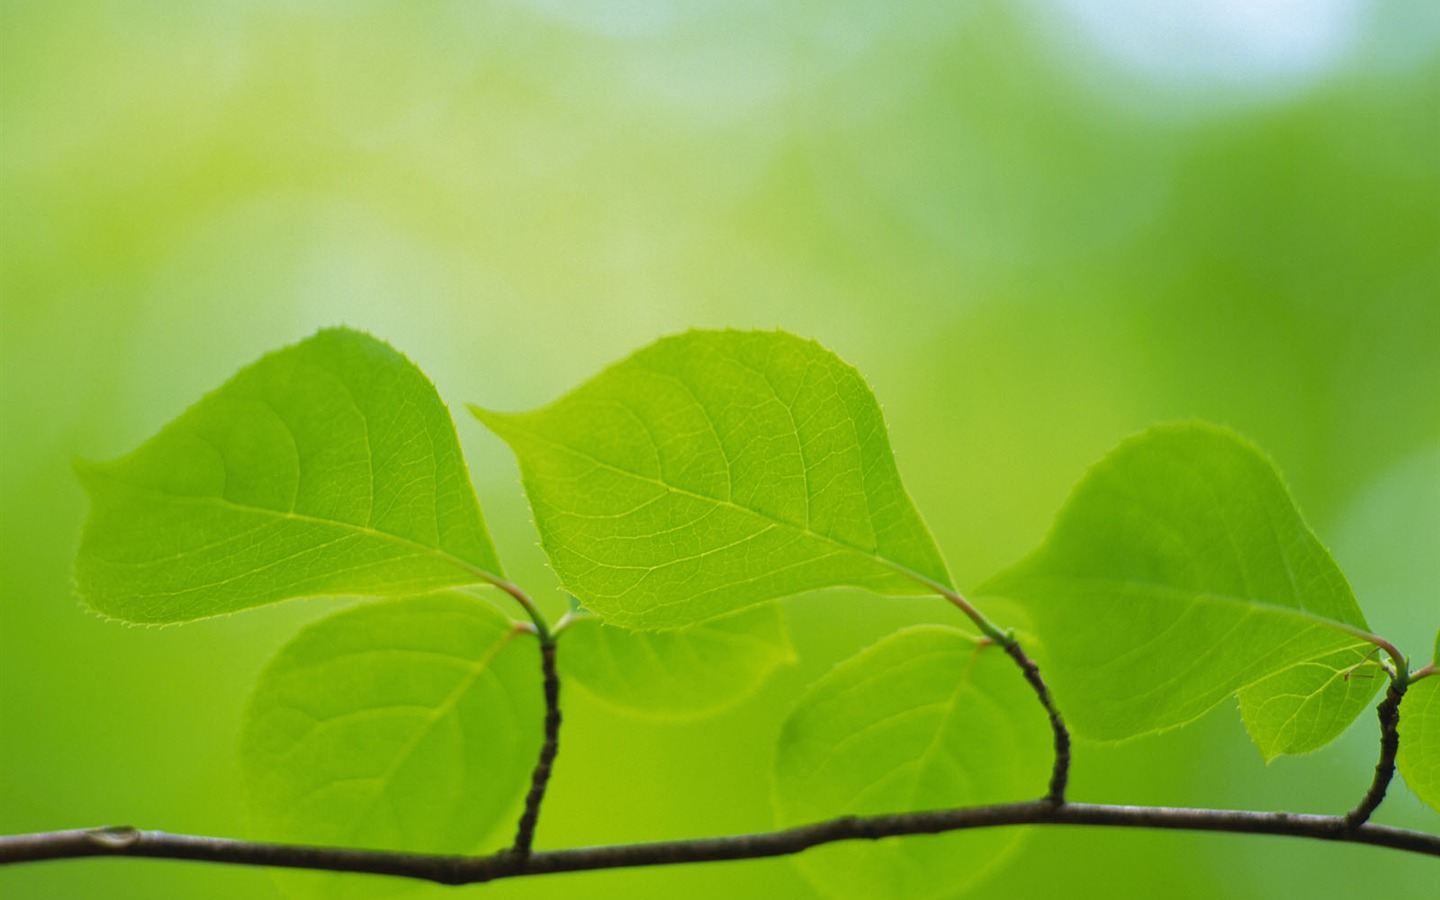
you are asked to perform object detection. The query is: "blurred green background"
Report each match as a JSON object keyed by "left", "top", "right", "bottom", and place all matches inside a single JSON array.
[{"left": 2, "top": 2, "right": 1437, "bottom": 897}]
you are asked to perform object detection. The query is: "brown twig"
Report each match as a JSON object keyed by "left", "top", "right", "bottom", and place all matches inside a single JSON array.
[
  {"left": 1343, "top": 674, "right": 1407, "bottom": 829},
  {"left": 3, "top": 802, "right": 1434, "bottom": 885},
  {"left": 511, "top": 635, "right": 562, "bottom": 858},
  {"left": 927, "top": 581, "right": 1071, "bottom": 805},
  {"left": 999, "top": 639, "right": 1071, "bottom": 805}
]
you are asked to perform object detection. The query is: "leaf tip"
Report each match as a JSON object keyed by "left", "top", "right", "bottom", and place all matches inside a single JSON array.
[{"left": 468, "top": 403, "right": 516, "bottom": 436}]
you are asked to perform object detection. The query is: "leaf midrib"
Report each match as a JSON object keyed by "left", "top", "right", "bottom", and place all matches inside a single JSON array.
[
  {"left": 96, "top": 474, "right": 502, "bottom": 588},
  {"left": 983, "top": 572, "right": 1376, "bottom": 646},
  {"left": 491, "top": 416, "right": 950, "bottom": 592}
]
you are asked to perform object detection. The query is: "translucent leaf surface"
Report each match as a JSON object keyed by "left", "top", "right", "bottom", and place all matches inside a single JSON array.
[
  {"left": 558, "top": 603, "right": 795, "bottom": 719},
  {"left": 241, "top": 594, "right": 542, "bottom": 860},
  {"left": 473, "top": 329, "right": 950, "bottom": 629},
  {"left": 1398, "top": 676, "right": 1440, "bottom": 814},
  {"left": 76, "top": 328, "right": 503, "bottom": 622},
  {"left": 1237, "top": 644, "right": 1379, "bottom": 760},
  {"left": 773, "top": 626, "right": 1049, "bottom": 900},
  {"left": 1397, "top": 630, "right": 1440, "bottom": 814},
  {"left": 978, "top": 423, "right": 1376, "bottom": 744}
]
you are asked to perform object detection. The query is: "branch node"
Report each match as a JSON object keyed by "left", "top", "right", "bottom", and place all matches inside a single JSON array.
[{"left": 90, "top": 827, "right": 141, "bottom": 850}]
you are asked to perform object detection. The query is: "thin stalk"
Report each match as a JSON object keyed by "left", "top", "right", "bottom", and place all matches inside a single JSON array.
[
  {"left": 510, "top": 632, "right": 562, "bottom": 859},
  {"left": 467, "top": 570, "right": 552, "bottom": 642},
  {"left": 998, "top": 639, "right": 1071, "bottom": 805},
  {"left": 916, "top": 576, "right": 1071, "bottom": 805},
  {"left": 1344, "top": 667, "right": 1409, "bottom": 829},
  {"left": 453, "top": 569, "right": 562, "bottom": 858}
]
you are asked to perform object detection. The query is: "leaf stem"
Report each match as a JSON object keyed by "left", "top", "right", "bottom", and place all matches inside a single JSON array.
[
  {"left": 471, "top": 571, "right": 552, "bottom": 642},
  {"left": 551, "top": 608, "right": 597, "bottom": 637},
  {"left": 1343, "top": 666, "right": 1408, "bottom": 829},
  {"left": 1332, "top": 624, "right": 1408, "bottom": 678},
  {"left": 924, "top": 580, "right": 1071, "bottom": 805},
  {"left": 452, "top": 569, "right": 562, "bottom": 859},
  {"left": 3, "top": 802, "right": 1433, "bottom": 885}
]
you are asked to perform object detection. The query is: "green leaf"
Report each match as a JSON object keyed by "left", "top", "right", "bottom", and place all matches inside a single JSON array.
[
  {"left": 473, "top": 329, "right": 949, "bottom": 630},
  {"left": 76, "top": 328, "right": 503, "bottom": 623},
  {"left": 558, "top": 603, "right": 795, "bottom": 720},
  {"left": 1398, "top": 627, "right": 1440, "bottom": 815},
  {"left": 773, "top": 626, "right": 1050, "bottom": 900},
  {"left": 241, "top": 594, "right": 542, "bottom": 858},
  {"left": 1398, "top": 663, "right": 1440, "bottom": 814},
  {"left": 978, "top": 423, "right": 1376, "bottom": 745},
  {"left": 1237, "top": 645, "right": 1380, "bottom": 760}
]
